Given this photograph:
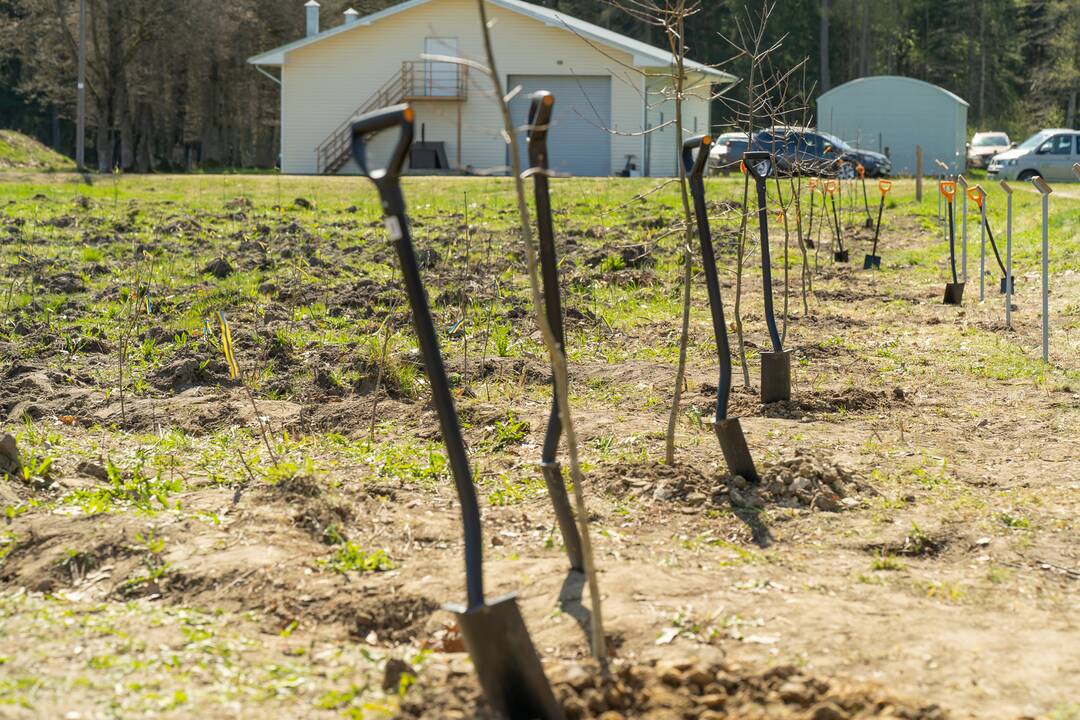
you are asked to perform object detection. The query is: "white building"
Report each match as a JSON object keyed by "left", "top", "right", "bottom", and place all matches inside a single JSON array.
[
  {"left": 249, "top": 0, "right": 736, "bottom": 176},
  {"left": 817, "top": 76, "right": 969, "bottom": 175}
]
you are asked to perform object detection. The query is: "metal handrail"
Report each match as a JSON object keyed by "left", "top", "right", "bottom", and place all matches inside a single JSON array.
[{"left": 315, "top": 61, "right": 467, "bottom": 174}]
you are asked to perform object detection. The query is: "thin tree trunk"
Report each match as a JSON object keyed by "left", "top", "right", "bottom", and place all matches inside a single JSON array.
[
  {"left": 665, "top": 4, "right": 696, "bottom": 466},
  {"left": 474, "top": 0, "right": 606, "bottom": 663},
  {"left": 820, "top": 0, "right": 831, "bottom": 92}
]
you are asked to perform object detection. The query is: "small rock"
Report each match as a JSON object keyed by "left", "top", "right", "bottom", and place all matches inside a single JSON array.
[
  {"left": 659, "top": 665, "right": 684, "bottom": 687},
  {"left": 0, "top": 434, "right": 20, "bottom": 479},
  {"left": 893, "top": 387, "right": 906, "bottom": 400},
  {"left": 381, "top": 658, "right": 414, "bottom": 692},
  {"left": 75, "top": 461, "right": 109, "bottom": 482},
  {"left": 698, "top": 693, "right": 727, "bottom": 710},
  {"left": 293, "top": 197, "right": 313, "bottom": 209},
  {"left": 810, "top": 701, "right": 849, "bottom": 720},
  {"left": 686, "top": 666, "right": 714, "bottom": 688},
  {"left": 203, "top": 257, "right": 233, "bottom": 278},
  {"left": 597, "top": 712, "right": 624, "bottom": 720},
  {"left": 778, "top": 680, "right": 813, "bottom": 705},
  {"left": 731, "top": 475, "right": 748, "bottom": 490},
  {"left": 840, "top": 497, "right": 860, "bottom": 508},
  {"left": 562, "top": 698, "right": 587, "bottom": 719}
]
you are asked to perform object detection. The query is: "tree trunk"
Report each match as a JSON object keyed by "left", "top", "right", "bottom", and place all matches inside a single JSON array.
[{"left": 820, "top": 0, "right": 831, "bottom": 92}]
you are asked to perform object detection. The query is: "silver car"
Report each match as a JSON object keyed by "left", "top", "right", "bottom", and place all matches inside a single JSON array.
[
  {"left": 987, "top": 128, "right": 1080, "bottom": 182},
  {"left": 966, "top": 132, "right": 1011, "bottom": 169}
]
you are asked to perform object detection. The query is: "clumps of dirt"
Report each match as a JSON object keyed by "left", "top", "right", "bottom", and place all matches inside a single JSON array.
[
  {"left": 396, "top": 657, "right": 949, "bottom": 719},
  {"left": 203, "top": 257, "right": 234, "bottom": 278},
  {"left": 344, "top": 593, "right": 439, "bottom": 643},
  {"left": 756, "top": 449, "right": 877, "bottom": 512},
  {"left": 256, "top": 474, "right": 354, "bottom": 544},
  {"left": 726, "top": 387, "right": 905, "bottom": 420},
  {"left": 597, "top": 461, "right": 726, "bottom": 510},
  {"left": 150, "top": 356, "right": 233, "bottom": 392}
]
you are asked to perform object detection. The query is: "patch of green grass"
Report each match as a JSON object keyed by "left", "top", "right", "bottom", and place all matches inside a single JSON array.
[
  {"left": 317, "top": 544, "right": 394, "bottom": 575},
  {"left": 870, "top": 552, "right": 905, "bottom": 571}
]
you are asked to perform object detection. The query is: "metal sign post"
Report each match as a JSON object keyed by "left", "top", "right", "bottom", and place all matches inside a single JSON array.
[
  {"left": 1031, "top": 176, "right": 1053, "bottom": 363},
  {"left": 957, "top": 175, "right": 969, "bottom": 282},
  {"left": 999, "top": 180, "right": 1013, "bottom": 330},
  {"left": 978, "top": 184, "right": 986, "bottom": 301}
]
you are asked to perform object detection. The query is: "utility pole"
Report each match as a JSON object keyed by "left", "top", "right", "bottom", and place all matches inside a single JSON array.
[{"left": 76, "top": 0, "right": 87, "bottom": 170}]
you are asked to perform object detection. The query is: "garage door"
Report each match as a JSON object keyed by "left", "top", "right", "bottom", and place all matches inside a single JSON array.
[{"left": 508, "top": 75, "right": 612, "bottom": 177}]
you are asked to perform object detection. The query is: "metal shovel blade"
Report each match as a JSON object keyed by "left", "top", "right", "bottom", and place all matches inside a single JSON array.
[
  {"left": 863, "top": 254, "right": 881, "bottom": 270},
  {"left": 448, "top": 594, "right": 565, "bottom": 720},
  {"left": 760, "top": 350, "right": 792, "bottom": 404},
  {"left": 943, "top": 282, "right": 966, "bottom": 305},
  {"left": 834, "top": 249, "right": 850, "bottom": 263},
  {"left": 864, "top": 218, "right": 874, "bottom": 229},
  {"left": 1000, "top": 276, "right": 1015, "bottom": 295},
  {"left": 714, "top": 417, "right": 759, "bottom": 483}
]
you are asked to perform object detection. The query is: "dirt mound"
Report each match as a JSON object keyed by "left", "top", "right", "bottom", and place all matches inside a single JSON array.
[
  {"left": 0, "top": 130, "right": 74, "bottom": 171},
  {"left": 396, "top": 658, "right": 949, "bottom": 719},
  {"left": 596, "top": 450, "right": 875, "bottom": 513}
]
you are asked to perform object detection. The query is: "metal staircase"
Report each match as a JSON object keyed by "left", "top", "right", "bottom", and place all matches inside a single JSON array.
[{"left": 316, "top": 61, "right": 468, "bottom": 174}]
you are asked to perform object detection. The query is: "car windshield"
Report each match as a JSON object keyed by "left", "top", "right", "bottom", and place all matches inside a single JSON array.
[
  {"left": 1017, "top": 130, "right": 1055, "bottom": 151},
  {"left": 973, "top": 134, "right": 1007, "bottom": 147}
]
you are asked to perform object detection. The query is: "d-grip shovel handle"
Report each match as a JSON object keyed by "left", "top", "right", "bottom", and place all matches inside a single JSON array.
[
  {"left": 741, "top": 151, "right": 783, "bottom": 353},
  {"left": 967, "top": 186, "right": 985, "bottom": 208},
  {"left": 878, "top": 180, "right": 892, "bottom": 196},
  {"left": 351, "top": 104, "right": 414, "bottom": 215},
  {"left": 939, "top": 180, "right": 957, "bottom": 204},
  {"left": 683, "top": 135, "right": 734, "bottom": 420},
  {"left": 351, "top": 104, "right": 485, "bottom": 611}
]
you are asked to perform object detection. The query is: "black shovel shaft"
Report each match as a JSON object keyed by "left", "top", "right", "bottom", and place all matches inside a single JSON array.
[
  {"left": 947, "top": 200, "right": 959, "bottom": 284},
  {"left": 983, "top": 214, "right": 1007, "bottom": 277},
  {"left": 807, "top": 187, "right": 815, "bottom": 238},
  {"left": 829, "top": 193, "right": 844, "bottom": 252},
  {"left": 861, "top": 176, "right": 873, "bottom": 220},
  {"left": 684, "top": 136, "right": 733, "bottom": 420},
  {"left": 352, "top": 106, "right": 484, "bottom": 610},
  {"left": 871, "top": 195, "right": 885, "bottom": 256},
  {"left": 743, "top": 151, "right": 783, "bottom": 353},
  {"left": 527, "top": 92, "right": 565, "bottom": 462}
]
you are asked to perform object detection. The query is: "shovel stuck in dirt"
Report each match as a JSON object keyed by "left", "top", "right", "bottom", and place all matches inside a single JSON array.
[
  {"left": 525, "top": 91, "right": 585, "bottom": 572},
  {"left": 743, "top": 151, "right": 792, "bottom": 404},
  {"left": 685, "top": 136, "right": 759, "bottom": 482},
  {"left": 863, "top": 180, "right": 892, "bottom": 269},
  {"left": 940, "top": 180, "right": 965, "bottom": 305},
  {"left": 351, "top": 105, "right": 564, "bottom": 720},
  {"left": 967, "top": 186, "right": 1013, "bottom": 295},
  {"left": 824, "top": 180, "right": 849, "bottom": 263},
  {"left": 857, "top": 164, "right": 874, "bottom": 229},
  {"left": 804, "top": 178, "right": 817, "bottom": 250}
]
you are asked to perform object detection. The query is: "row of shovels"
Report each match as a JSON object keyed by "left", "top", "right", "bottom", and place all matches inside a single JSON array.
[
  {"left": 941, "top": 180, "right": 1012, "bottom": 305},
  {"left": 803, "top": 172, "right": 894, "bottom": 268},
  {"left": 348, "top": 96, "right": 891, "bottom": 716}
]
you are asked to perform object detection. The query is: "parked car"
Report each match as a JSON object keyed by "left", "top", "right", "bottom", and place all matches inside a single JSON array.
[
  {"left": 746, "top": 126, "right": 891, "bottom": 178},
  {"left": 966, "top": 131, "right": 1011, "bottom": 169},
  {"left": 987, "top": 129, "right": 1080, "bottom": 182},
  {"left": 708, "top": 132, "right": 749, "bottom": 174}
]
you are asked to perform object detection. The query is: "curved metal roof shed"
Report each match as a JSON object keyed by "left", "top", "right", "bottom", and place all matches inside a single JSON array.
[{"left": 817, "top": 76, "right": 969, "bottom": 176}]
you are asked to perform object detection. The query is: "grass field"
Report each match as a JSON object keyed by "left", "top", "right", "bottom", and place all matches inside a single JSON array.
[{"left": 0, "top": 170, "right": 1078, "bottom": 719}]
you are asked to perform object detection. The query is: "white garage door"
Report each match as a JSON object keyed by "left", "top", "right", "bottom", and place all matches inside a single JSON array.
[{"left": 508, "top": 75, "right": 612, "bottom": 177}]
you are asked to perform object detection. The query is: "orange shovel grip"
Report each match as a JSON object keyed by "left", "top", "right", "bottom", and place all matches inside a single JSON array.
[
  {"left": 824, "top": 179, "right": 838, "bottom": 195},
  {"left": 939, "top": 180, "right": 956, "bottom": 203},
  {"left": 966, "top": 186, "right": 984, "bottom": 208},
  {"left": 856, "top": 164, "right": 866, "bottom": 178},
  {"left": 878, "top": 180, "right": 892, "bottom": 196}
]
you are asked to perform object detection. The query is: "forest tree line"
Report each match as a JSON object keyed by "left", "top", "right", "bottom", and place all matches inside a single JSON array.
[{"left": 0, "top": 0, "right": 1076, "bottom": 172}]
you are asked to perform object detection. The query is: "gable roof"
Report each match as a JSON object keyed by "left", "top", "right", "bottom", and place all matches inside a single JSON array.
[{"left": 248, "top": 0, "right": 735, "bottom": 81}]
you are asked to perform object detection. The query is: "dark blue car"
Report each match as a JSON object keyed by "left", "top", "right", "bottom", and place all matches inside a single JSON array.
[{"left": 747, "top": 126, "right": 891, "bottom": 178}]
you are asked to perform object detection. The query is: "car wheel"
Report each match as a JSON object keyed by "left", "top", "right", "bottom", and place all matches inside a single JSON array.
[
  {"left": 838, "top": 163, "right": 856, "bottom": 180},
  {"left": 1017, "top": 170, "right": 1040, "bottom": 182}
]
